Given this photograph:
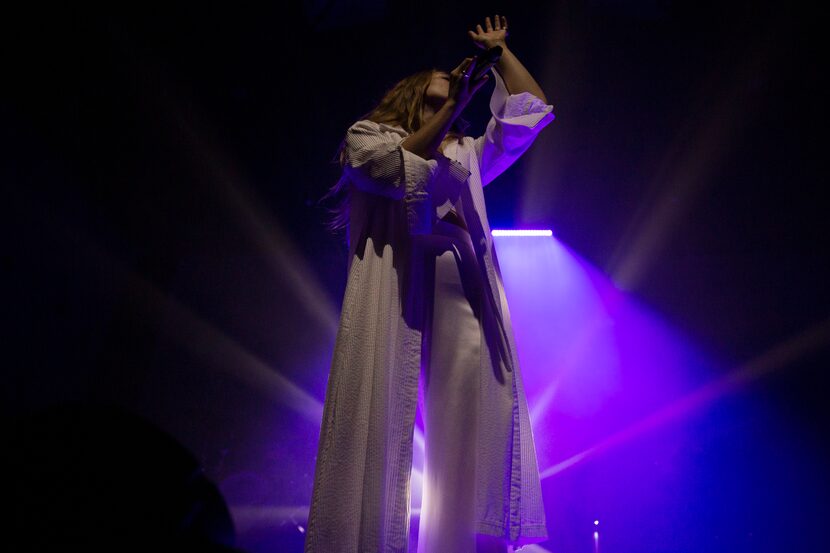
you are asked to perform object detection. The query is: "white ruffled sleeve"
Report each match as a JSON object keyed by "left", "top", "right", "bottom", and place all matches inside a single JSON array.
[{"left": 473, "top": 68, "right": 555, "bottom": 187}]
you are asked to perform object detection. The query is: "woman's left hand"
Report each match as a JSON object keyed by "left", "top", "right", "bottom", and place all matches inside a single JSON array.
[{"left": 468, "top": 15, "right": 508, "bottom": 50}]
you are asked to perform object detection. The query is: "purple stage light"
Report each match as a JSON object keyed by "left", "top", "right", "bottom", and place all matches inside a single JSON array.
[{"left": 491, "top": 231, "right": 705, "bottom": 478}]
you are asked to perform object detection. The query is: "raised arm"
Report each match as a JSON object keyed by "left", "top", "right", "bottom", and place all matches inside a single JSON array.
[
  {"left": 468, "top": 15, "right": 555, "bottom": 186},
  {"left": 468, "top": 15, "right": 549, "bottom": 102}
]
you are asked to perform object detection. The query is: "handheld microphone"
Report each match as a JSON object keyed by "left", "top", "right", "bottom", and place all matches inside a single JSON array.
[{"left": 470, "top": 45, "right": 503, "bottom": 81}]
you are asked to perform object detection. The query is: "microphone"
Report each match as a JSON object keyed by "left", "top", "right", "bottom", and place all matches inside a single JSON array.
[{"left": 469, "top": 45, "right": 503, "bottom": 81}]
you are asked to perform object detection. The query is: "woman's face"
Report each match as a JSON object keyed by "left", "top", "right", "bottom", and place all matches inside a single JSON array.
[{"left": 424, "top": 71, "right": 451, "bottom": 108}]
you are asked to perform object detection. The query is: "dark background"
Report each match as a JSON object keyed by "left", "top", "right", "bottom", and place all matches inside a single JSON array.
[{"left": 3, "top": 1, "right": 827, "bottom": 551}]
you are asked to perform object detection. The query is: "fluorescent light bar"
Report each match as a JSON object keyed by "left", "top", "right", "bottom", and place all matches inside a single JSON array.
[{"left": 491, "top": 229, "right": 552, "bottom": 236}]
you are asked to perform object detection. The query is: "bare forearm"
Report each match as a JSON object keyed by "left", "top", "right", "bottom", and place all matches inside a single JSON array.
[
  {"left": 400, "top": 101, "right": 461, "bottom": 160},
  {"left": 493, "top": 43, "right": 548, "bottom": 104}
]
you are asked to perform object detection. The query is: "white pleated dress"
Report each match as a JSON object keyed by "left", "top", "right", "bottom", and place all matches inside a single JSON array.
[{"left": 416, "top": 207, "right": 514, "bottom": 553}]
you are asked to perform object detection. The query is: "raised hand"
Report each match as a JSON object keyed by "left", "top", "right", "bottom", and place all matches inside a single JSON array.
[
  {"left": 447, "top": 56, "right": 490, "bottom": 110},
  {"left": 468, "top": 15, "right": 509, "bottom": 50}
]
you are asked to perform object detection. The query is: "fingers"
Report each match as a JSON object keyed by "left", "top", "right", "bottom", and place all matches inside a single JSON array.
[
  {"left": 485, "top": 15, "right": 508, "bottom": 30},
  {"left": 451, "top": 57, "right": 476, "bottom": 88},
  {"left": 476, "top": 15, "right": 507, "bottom": 34},
  {"left": 453, "top": 57, "right": 473, "bottom": 74}
]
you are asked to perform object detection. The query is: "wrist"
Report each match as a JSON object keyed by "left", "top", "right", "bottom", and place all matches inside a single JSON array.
[{"left": 487, "top": 40, "right": 508, "bottom": 51}]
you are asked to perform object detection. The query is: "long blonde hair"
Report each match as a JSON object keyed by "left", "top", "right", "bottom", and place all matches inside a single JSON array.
[{"left": 318, "top": 67, "right": 470, "bottom": 237}]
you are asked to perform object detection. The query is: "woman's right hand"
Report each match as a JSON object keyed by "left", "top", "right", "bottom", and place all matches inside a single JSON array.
[{"left": 447, "top": 56, "right": 492, "bottom": 110}]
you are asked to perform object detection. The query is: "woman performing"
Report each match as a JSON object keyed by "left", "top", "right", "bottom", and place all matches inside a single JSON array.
[{"left": 308, "top": 15, "right": 555, "bottom": 553}]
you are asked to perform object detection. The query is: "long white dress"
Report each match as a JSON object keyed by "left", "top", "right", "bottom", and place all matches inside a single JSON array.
[
  {"left": 417, "top": 210, "right": 512, "bottom": 553},
  {"left": 305, "top": 67, "right": 555, "bottom": 553}
]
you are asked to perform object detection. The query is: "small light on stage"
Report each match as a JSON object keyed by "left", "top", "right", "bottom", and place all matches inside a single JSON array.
[
  {"left": 298, "top": 525, "right": 305, "bottom": 533},
  {"left": 491, "top": 229, "right": 553, "bottom": 237},
  {"left": 594, "top": 519, "right": 599, "bottom": 526}
]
